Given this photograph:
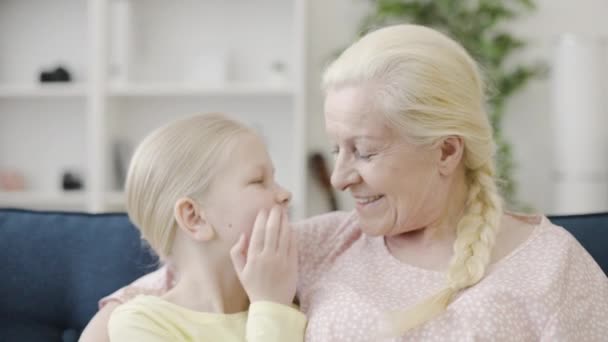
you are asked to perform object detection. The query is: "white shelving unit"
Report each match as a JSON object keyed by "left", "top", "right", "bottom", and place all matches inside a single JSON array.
[
  {"left": 0, "top": 0, "right": 308, "bottom": 218},
  {"left": 0, "top": 84, "right": 87, "bottom": 98},
  {"left": 0, "top": 191, "right": 87, "bottom": 210},
  {"left": 108, "top": 82, "right": 294, "bottom": 97}
]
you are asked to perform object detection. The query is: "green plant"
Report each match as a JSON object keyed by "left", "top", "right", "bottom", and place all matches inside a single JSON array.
[{"left": 359, "top": 0, "right": 545, "bottom": 209}]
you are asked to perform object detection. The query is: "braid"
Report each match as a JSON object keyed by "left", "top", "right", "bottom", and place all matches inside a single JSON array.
[
  {"left": 448, "top": 164, "right": 503, "bottom": 289},
  {"left": 384, "top": 162, "right": 503, "bottom": 337}
]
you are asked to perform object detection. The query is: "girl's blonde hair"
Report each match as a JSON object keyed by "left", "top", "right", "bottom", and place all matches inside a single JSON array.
[
  {"left": 125, "top": 113, "right": 251, "bottom": 261},
  {"left": 323, "top": 24, "right": 503, "bottom": 335}
]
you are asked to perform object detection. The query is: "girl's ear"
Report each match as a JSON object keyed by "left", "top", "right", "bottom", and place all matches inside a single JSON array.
[{"left": 174, "top": 197, "right": 215, "bottom": 241}]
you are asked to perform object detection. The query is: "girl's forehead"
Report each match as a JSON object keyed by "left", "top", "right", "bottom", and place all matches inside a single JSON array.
[{"left": 226, "top": 133, "right": 272, "bottom": 163}]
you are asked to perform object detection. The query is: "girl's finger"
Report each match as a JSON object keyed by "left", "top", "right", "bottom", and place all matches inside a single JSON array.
[
  {"left": 278, "top": 209, "right": 291, "bottom": 255},
  {"left": 230, "top": 234, "right": 247, "bottom": 274},
  {"left": 264, "top": 206, "right": 282, "bottom": 252},
  {"left": 288, "top": 229, "right": 298, "bottom": 267},
  {"left": 249, "top": 208, "right": 268, "bottom": 255}
]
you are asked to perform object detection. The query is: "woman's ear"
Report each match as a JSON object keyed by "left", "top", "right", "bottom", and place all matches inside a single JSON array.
[
  {"left": 437, "top": 136, "right": 464, "bottom": 176},
  {"left": 174, "top": 197, "right": 215, "bottom": 241}
]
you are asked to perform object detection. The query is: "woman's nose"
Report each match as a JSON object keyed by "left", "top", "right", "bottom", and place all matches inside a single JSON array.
[{"left": 331, "top": 155, "right": 359, "bottom": 191}]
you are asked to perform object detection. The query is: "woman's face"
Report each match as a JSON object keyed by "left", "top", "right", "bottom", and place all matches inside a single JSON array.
[{"left": 324, "top": 85, "right": 448, "bottom": 236}]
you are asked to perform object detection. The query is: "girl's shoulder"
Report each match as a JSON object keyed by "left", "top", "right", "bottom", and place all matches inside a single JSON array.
[{"left": 99, "top": 266, "right": 173, "bottom": 309}]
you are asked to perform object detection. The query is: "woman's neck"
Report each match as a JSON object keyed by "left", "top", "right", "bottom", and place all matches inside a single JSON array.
[
  {"left": 385, "top": 168, "right": 469, "bottom": 270},
  {"left": 163, "top": 256, "right": 249, "bottom": 314}
]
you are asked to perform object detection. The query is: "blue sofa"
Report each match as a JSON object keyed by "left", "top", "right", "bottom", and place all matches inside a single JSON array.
[{"left": 1, "top": 208, "right": 607, "bottom": 342}]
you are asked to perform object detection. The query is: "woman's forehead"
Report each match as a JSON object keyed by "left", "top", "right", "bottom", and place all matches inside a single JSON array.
[
  {"left": 324, "top": 84, "right": 377, "bottom": 113},
  {"left": 325, "top": 109, "right": 393, "bottom": 140},
  {"left": 325, "top": 85, "right": 394, "bottom": 129}
]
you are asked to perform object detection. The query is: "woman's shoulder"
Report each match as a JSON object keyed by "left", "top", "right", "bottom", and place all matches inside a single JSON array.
[
  {"left": 504, "top": 212, "right": 594, "bottom": 253},
  {"left": 492, "top": 212, "right": 604, "bottom": 281},
  {"left": 293, "top": 210, "right": 360, "bottom": 248},
  {"left": 294, "top": 210, "right": 355, "bottom": 229},
  {"left": 536, "top": 214, "right": 606, "bottom": 273},
  {"left": 295, "top": 211, "right": 363, "bottom": 293},
  {"left": 476, "top": 213, "right": 608, "bottom": 338},
  {"left": 496, "top": 213, "right": 577, "bottom": 254}
]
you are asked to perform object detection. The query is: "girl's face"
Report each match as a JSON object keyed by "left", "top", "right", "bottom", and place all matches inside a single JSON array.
[{"left": 202, "top": 133, "right": 292, "bottom": 247}]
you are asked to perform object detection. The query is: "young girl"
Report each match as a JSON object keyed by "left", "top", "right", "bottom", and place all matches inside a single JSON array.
[{"left": 107, "top": 113, "right": 306, "bottom": 341}]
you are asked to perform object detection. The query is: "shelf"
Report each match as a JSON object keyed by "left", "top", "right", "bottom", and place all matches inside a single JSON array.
[
  {"left": 108, "top": 82, "right": 294, "bottom": 97},
  {"left": 105, "top": 191, "right": 125, "bottom": 208},
  {"left": 0, "top": 84, "right": 86, "bottom": 98},
  {"left": 0, "top": 0, "right": 307, "bottom": 218},
  {"left": 0, "top": 82, "right": 293, "bottom": 98},
  {"left": 0, "top": 191, "right": 86, "bottom": 209}
]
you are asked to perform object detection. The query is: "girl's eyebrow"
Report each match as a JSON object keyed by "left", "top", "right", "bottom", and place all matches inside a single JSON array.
[
  {"left": 249, "top": 164, "right": 275, "bottom": 176},
  {"left": 251, "top": 165, "right": 264, "bottom": 174}
]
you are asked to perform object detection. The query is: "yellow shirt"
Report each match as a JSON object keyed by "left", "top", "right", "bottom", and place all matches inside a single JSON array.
[{"left": 108, "top": 295, "right": 306, "bottom": 341}]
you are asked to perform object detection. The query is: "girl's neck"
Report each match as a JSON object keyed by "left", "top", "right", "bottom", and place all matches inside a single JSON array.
[{"left": 163, "top": 257, "right": 249, "bottom": 314}]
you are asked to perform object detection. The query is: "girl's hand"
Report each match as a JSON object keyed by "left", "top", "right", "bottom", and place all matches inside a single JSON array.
[{"left": 230, "top": 205, "right": 298, "bottom": 306}]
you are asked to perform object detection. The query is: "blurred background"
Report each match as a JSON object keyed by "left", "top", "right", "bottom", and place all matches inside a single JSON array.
[{"left": 1, "top": 0, "right": 607, "bottom": 219}]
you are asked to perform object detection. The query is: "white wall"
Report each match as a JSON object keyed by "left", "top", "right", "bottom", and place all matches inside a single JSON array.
[
  {"left": 305, "top": 0, "right": 369, "bottom": 215},
  {"left": 503, "top": 0, "right": 608, "bottom": 214},
  {"left": 305, "top": 0, "right": 608, "bottom": 216}
]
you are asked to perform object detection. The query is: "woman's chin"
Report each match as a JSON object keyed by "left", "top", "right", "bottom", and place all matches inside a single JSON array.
[
  {"left": 354, "top": 201, "right": 388, "bottom": 231},
  {"left": 358, "top": 217, "right": 389, "bottom": 237}
]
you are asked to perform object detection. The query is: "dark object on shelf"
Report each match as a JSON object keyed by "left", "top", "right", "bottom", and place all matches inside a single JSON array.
[
  {"left": 39, "top": 66, "right": 72, "bottom": 83},
  {"left": 309, "top": 152, "right": 338, "bottom": 211},
  {"left": 62, "top": 172, "right": 83, "bottom": 191}
]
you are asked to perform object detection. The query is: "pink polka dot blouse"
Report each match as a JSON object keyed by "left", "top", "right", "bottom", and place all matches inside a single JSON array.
[{"left": 102, "top": 211, "right": 608, "bottom": 341}]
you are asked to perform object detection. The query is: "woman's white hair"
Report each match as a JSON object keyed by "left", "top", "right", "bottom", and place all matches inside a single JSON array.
[
  {"left": 323, "top": 24, "right": 503, "bottom": 335},
  {"left": 125, "top": 113, "right": 251, "bottom": 261}
]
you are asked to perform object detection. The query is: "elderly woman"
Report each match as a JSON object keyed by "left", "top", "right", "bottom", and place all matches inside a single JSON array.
[{"left": 82, "top": 24, "right": 608, "bottom": 341}]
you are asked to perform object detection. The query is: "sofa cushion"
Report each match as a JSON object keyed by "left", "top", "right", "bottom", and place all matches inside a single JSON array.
[
  {"left": 0, "top": 208, "right": 606, "bottom": 342},
  {"left": 0, "top": 208, "right": 158, "bottom": 342}
]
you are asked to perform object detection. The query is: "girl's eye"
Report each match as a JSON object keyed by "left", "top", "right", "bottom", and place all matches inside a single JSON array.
[
  {"left": 250, "top": 178, "right": 264, "bottom": 185},
  {"left": 330, "top": 146, "right": 340, "bottom": 156}
]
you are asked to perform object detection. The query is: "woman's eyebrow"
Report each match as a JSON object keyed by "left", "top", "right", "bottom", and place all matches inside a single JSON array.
[{"left": 353, "top": 135, "right": 385, "bottom": 143}]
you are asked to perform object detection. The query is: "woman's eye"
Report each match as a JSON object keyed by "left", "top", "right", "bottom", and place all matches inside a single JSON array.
[
  {"left": 250, "top": 178, "right": 264, "bottom": 185},
  {"left": 330, "top": 146, "right": 340, "bottom": 156},
  {"left": 355, "top": 150, "right": 374, "bottom": 160}
]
